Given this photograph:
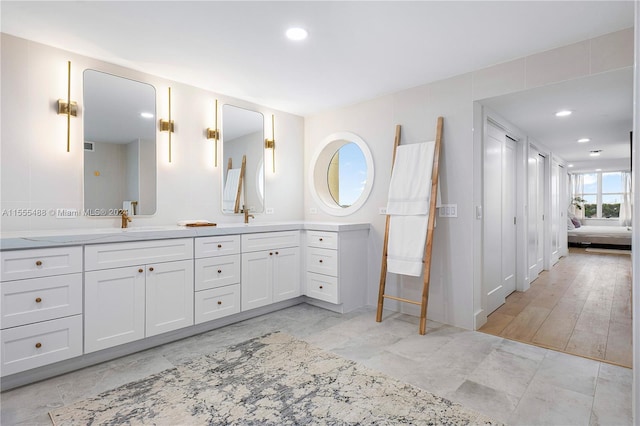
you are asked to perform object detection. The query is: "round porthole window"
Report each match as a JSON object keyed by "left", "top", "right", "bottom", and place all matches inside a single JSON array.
[{"left": 310, "top": 132, "right": 374, "bottom": 216}]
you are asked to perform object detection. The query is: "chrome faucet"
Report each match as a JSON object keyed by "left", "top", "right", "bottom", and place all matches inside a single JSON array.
[
  {"left": 120, "top": 209, "right": 132, "bottom": 229},
  {"left": 243, "top": 205, "right": 255, "bottom": 224}
]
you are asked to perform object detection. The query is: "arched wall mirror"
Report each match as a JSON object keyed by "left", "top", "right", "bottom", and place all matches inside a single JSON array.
[
  {"left": 310, "top": 132, "right": 374, "bottom": 216},
  {"left": 221, "top": 104, "right": 265, "bottom": 214},
  {"left": 83, "top": 70, "right": 157, "bottom": 216}
]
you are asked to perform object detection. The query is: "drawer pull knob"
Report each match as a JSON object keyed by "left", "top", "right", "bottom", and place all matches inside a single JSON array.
[
  {"left": 217, "top": 269, "right": 222, "bottom": 274},
  {"left": 35, "top": 297, "right": 42, "bottom": 303},
  {"left": 138, "top": 268, "right": 144, "bottom": 273},
  {"left": 319, "top": 238, "right": 323, "bottom": 241},
  {"left": 35, "top": 342, "right": 42, "bottom": 349},
  {"left": 35, "top": 260, "right": 43, "bottom": 266},
  {"left": 217, "top": 244, "right": 222, "bottom": 248},
  {"left": 319, "top": 285, "right": 323, "bottom": 289},
  {"left": 319, "top": 259, "right": 323, "bottom": 263},
  {"left": 217, "top": 301, "right": 222, "bottom": 305},
  {"left": 275, "top": 251, "right": 279, "bottom": 255},
  {"left": 269, "top": 252, "right": 273, "bottom": 256},
  {"left": 149, "top": 267, "right": 154, "bottom": 272}
]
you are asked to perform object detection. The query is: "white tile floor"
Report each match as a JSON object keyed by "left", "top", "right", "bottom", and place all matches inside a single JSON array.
[{"left": 1, "top": 303, "right": 632, "bottom": 425}]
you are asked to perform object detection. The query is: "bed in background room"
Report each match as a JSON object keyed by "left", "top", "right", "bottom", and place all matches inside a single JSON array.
[{"left": 567, "top": 224, "right": 632, "bottom": 248}]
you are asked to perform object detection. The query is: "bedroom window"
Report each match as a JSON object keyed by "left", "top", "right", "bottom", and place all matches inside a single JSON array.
[{"left": 572, "top": 172, "right": 624, "bottom": 219}]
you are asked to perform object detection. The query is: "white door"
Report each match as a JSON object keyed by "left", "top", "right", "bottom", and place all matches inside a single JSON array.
[
  {"left": 502, "top": 137, "right": 517, "bottom": 296},
  {"left": 85, "top": 266, "right": 145, "bottom": 353},
  {"left": 146, "top": 259, "right": 194, "bottom": 337},
  {"left": 536, "top": 154, "right": 545, "bottom": 274},
  {"left": 527, "top": 149, "right": 546, "bottom": 282},
  {"left": 550, "top": 160, "right": 561, "bottom": 265},
  {"left": 273, "top": 247, "right": 301, "bottom": 302},
  {"left": 483, "top": 122, "right": 518, "bottom": 314},
  {"left": 241, "top": 251, "right": 273, "bottom": 310}
]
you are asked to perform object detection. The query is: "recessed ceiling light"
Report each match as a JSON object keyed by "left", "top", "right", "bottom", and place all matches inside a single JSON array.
[
  {"left": 555, "top": 110, "right": 572, "bottom": 117},
  {"left": 286, "top": 27, "right": 308, "bottom": 41},
  {"left": 140, "top": 112, "right": 154, "bottom": 119},
  {"left": 568, "top": 164, "right": 574, "bottom": 168},
  {"left": 596, "top": 168, "right": 602, "bottom": 171},
  {"left": 577, "top": 138, "right": 590, "bottom": 143},
  {"left": 589, "top": 150, "right": 602, "bottom": 157}
]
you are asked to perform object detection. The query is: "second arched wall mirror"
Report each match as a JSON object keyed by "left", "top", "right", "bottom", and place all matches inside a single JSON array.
[
  {"left": 221, "top": 104, "right": 265, "bottom": 214},
  {"left": 309, "top": 132, "right": 374, "bottom": 216}
]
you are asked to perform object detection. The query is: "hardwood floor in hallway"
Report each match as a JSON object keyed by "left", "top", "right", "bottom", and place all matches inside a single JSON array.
[{"left": 479, "top": 247, "right": 632, "bottom": 368}]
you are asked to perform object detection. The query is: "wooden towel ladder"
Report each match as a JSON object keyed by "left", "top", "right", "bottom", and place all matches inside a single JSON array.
[{"left": 376, "top": 116, "right": 443, "bottom": 335}]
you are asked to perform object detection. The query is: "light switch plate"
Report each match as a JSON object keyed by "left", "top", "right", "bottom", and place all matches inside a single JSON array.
[{"left": 439, "top": 204, "right": 458, "bottom": 218}]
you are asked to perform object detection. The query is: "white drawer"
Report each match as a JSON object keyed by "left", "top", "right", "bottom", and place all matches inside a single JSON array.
[
  {"left": 306, "top": 231, "right": 338, "bottom": 250},
  {"left": 195, "top": 235, "right": 240, "bottom": 258},
  {"left": 1, "top": 247, "right": 82, "bottom": 282},
  {"left": 306, "top": 272, "right": 339, "bottom": 304},
  {"left": 1, "top": 274, "right": 82, "bottom": 329},
  {"left": 307, "top": 247, "right": 338, "bottom": 276},
  {"left": 85, "top": 238, "right": 193, "bottom": 271},
  {"left": 0, "top": 315, "right": 83, "bottom": 376},
  {"left": 195, "top": 284, "right": 241, "bottom": 324},
  {"left": 195, "top": 255, "right": 240, "bottom": 291},
  {"left": 242, "top": 231, "right": 300, "bottom": 253}
]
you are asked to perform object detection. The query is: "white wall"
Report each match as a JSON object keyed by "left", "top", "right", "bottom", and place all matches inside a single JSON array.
[
  {"left": 0, "top": 34, "right": 305, "bottom": 231},
  {"left": 632, "top": 3, "right": 639, "bottom": 423},
  {"left": 305, "top": 28, "right": 634, "bottom": 330},
  {"left": 0, "top": 28, "right": 633, "bottom": 331}
]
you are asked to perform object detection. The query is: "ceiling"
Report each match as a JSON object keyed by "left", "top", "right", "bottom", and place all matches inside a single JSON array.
[
  {"left": 1, "top": 1, "right": 635, "bottom": 170},
  {"left": 481, "top": 67, "right": 634, "bottom": 173}
]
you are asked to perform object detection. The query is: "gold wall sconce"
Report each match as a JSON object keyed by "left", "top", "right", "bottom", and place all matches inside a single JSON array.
[
  {"left": 57, "top": 61, "right": 78, "bottom": 152},
  {"left": 206, "top": 99, "right": 220, "bottom": 167},
  {"left": 265, "top": 114, "right": 276, "bottom": 173},
  {"left": 159, "top": 87, "right": 175, "bottom": 162}
]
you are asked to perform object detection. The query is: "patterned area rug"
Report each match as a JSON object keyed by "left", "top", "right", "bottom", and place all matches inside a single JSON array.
[{"left": 50, "top": 333, "right": 499, "bottom": 425}]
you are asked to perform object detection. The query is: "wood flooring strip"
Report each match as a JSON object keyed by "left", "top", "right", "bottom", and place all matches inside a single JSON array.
[{"left": 480, "top": 247, "right": 632, "bottom": 369}]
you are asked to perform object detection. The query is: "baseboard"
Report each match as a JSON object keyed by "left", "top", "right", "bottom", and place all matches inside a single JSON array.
[{"left": 474, "top": 309, "right": 487, "bottom": 330}]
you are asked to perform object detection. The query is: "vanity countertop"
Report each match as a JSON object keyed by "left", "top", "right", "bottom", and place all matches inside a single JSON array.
[{"left": 0, "top": 221, "right": 370, "bottom": 250}]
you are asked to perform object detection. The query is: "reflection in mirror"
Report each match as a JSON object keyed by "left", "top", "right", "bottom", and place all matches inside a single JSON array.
[
  {"left": 222, "top": 105, "right": 264, "bottom": 214},
  {"left": 83, "top": 70, "right": 156, "bottom": 216},
  {"left": 327, "top": 142, "right": 367, "bottom": 207}
]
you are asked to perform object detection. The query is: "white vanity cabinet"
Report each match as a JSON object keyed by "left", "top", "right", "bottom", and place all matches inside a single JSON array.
[
  {"left": 0, "top": 247, "right": 83, "bottom": 376},
  {"left": 304, "top": 228, "right": 369, "bottom": 313},
  {"left": 241, "top": 231, "right": 301, "bottom": 311},
  {"left": 194, "top": 235, "right": 241, "bottom": 323},
  {"left": 84, "top": 239, "right": 194, "bottom": 353}
]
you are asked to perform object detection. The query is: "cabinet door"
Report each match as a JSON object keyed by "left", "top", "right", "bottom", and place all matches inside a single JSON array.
[
  {"left": 146, "top": 260, "right": 194, "bottom": 337},
  {"left": 241, "top": 251, "right": 272, "bottom": 311},
  {"left": 273, "top": 247, "right": 301, "bottom": 302},
  {"left": 85, "top": 267, "right": 145, "bottom": 353}
]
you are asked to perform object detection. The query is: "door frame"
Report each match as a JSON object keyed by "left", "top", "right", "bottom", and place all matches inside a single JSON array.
[{"left": 479, "top": 109, "right": 528, "bottom": 321}]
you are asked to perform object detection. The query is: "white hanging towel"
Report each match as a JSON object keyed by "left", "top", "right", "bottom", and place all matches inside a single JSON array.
[
  {"left": 386, "top": 141, "right": 437, "bottom": 277},
  {"left": 387, "top": 215, "right": 429, "bottom": 276},
  {"left": 223, "top": 168, "right": 241, "bottom": 212},
  {"left": 387, "top": 141, "right": 435, "bottom": 215},
  {"left": 122, "top": 201, "right": 133, "bottom": 216}
]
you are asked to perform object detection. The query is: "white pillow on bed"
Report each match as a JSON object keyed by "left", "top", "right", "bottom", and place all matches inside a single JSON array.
[{"left": 567, "top": 217, "right": 575, "bottom": 230}]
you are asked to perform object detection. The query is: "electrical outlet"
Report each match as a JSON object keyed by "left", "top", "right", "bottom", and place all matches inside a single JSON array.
[
  {"left": 265, "top": 208, "right": 274, "bottom": 215},
  {"left": 379, "top": 207, "right": 387, "bottom": 215},
  {"left": 310, "top": 207, "right": 318, "bottom": 214}
]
